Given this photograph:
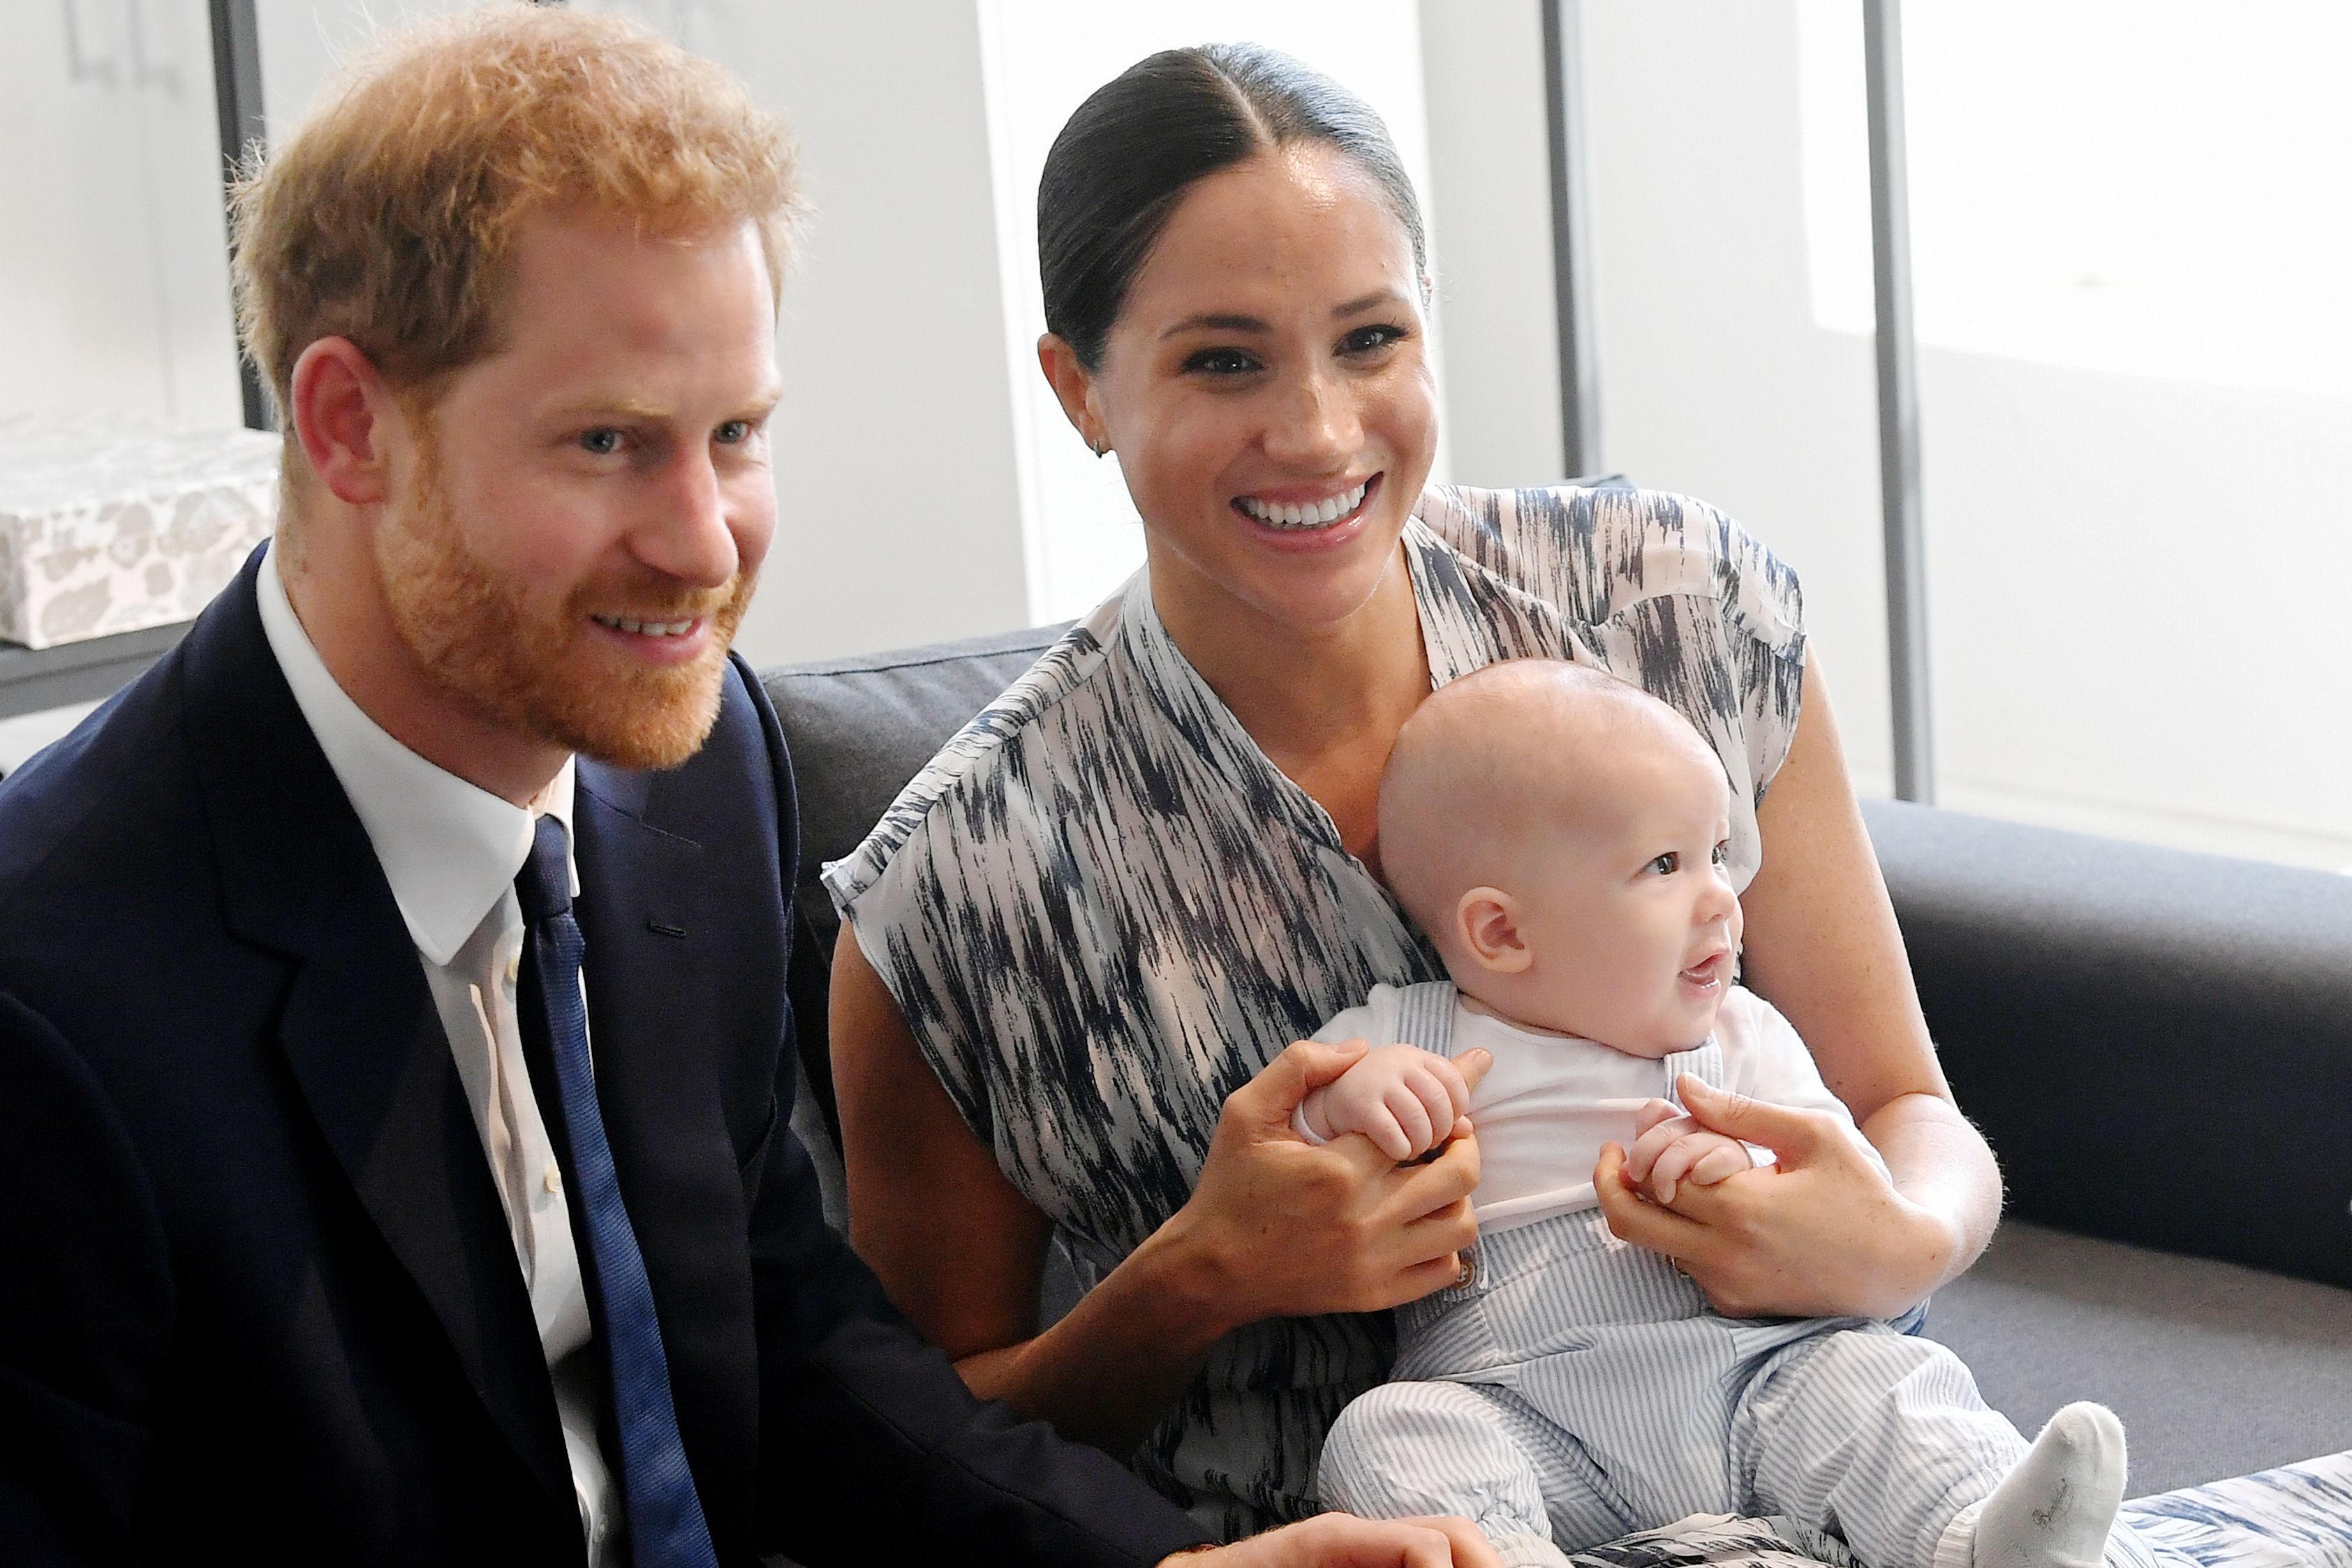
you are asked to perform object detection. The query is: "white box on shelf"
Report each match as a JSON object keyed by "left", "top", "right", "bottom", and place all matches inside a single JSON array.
[{"left": 0, "top": 418, "right": 281, "bottom": 650}]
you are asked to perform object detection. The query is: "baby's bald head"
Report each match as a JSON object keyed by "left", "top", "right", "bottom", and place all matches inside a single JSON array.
[{"left": 1378, "top": 660, "right": 1725, "bottom": 950}]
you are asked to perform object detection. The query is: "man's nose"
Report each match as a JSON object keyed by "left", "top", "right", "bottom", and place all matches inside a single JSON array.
[{"left": 636, "top": 445, "right": 739, "bottom": 589}]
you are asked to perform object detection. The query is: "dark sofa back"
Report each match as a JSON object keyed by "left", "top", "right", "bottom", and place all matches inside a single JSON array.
[
  {"left": 1863, "top": 799, "right": 2352, "bottom": 1289},
  {"left": 765, "top": 633, "right": 2352, "bottom": 1289}
]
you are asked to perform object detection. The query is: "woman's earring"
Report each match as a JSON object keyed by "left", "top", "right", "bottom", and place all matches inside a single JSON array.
[{"left": 1088, "top": 435, "right": 1109, "bottom": 459}]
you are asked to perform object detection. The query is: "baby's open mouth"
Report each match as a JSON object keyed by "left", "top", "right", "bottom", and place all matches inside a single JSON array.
[
  {"left": 1233, "top": 475, "right": 1377, "bottom": 532},
  {"left": 1679, "top": 952, "right": 1730, "bottom": 991}
]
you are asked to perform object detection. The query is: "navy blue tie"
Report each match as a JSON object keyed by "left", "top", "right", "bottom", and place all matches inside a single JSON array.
[{"left": 515, "top": 815, "right": 719, "bottom": 1568}]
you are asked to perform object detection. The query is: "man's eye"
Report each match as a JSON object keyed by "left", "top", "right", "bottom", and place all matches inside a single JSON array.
[
  {"left": 579, "top": 428, "right": 625, "bottom": 456},
  {"left": 714, "top": 420, "right": 753, "bottom": 445},
  {"left": 1340, "top": 324, "right": 1405, "bottom": 355},
  {"left": 1648, "top": 852, "right": 1680, "bottom": 875},
  {"left": 1183, "top": 348, "right": 1261, "bottom": 376}
]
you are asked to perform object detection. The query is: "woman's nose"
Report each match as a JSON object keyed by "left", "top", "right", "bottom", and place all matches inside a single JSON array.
[{"left": 1261, "top": 367, "right": 1359, "bottom": 466}]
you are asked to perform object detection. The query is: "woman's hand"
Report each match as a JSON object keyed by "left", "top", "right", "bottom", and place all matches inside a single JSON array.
[
  {"left": 1593, "top": 1077, "right": 1962, "bottom": 1320},
  {"left": 1170, "top": 1513, "right": 1503, "bottom": 1567},
  {"left": 1157, "top": 1039, "right": 1489, "bottom": 1334}
]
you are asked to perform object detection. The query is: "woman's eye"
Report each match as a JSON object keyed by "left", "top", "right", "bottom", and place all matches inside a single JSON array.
[
  {"left": 579, "top": 428, "right": 625, "bottom": 456},
  {"left": 1648, "top": 852, "right": 1680, "bottom": 875},
  {"left": 1183, "top": 347, "right": 1261, "bottom": 376},
  {"left": 1340, "top": 323, "right": 1405, "bottom": 356}
]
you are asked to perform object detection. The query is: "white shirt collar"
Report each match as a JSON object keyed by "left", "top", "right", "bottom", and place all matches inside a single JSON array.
[{"left": 256, "top": 540, "right": 577, "bottom": 967}]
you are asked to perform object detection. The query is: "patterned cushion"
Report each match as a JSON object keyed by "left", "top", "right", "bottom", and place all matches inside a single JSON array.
[{"left": 0, "top": 417, "right": 279, "bottom": 649}]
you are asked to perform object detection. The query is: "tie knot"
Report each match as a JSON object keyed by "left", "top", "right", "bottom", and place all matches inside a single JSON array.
[{"left": 515, "top": 814, "right": 572, "bottom": 925}]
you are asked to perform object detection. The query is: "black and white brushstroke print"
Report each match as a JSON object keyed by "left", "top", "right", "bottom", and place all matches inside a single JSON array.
[{"left": 824, "top": 482, "right": 1808, "bottom": 1537}]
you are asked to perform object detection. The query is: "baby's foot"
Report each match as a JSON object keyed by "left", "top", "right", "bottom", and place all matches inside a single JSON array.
[{"left": 1972, "top": 1402, "right": 2129, "bottom": 1568}]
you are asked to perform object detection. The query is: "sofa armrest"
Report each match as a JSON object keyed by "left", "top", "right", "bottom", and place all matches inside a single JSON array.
[{"left": 1862, "top": 799, "right": 2352, "bottom": 1289}]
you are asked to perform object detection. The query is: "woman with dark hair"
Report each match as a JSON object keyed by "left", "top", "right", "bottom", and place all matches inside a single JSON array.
[{"left": 826, "top": 41, "right": 1999, "bottom": 1544}]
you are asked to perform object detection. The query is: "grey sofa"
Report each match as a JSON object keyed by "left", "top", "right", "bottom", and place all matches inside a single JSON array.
[{"left": 761, "top": 625, "right": 2352, "bottom": 1505}]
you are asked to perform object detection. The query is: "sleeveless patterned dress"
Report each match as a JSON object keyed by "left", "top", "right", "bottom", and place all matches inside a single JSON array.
[{"left": 822, "top": 482, "right": 1807, "bottom": 1539}]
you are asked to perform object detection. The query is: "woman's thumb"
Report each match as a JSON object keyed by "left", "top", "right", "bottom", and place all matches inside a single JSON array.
[
  {"left": 1677, "top": 1074, "right": 1823, "bottom": 1157},
  {"left": 1229, "top": 1038, "right": 1370, "bottom": 1123}
]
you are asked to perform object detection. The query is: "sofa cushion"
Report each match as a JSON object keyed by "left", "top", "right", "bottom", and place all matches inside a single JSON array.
[{"left": 1862, "top": 799, "right": 2352, "bottom": 1292}]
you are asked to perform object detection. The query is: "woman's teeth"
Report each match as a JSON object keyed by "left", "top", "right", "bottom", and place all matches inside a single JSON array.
[
  {"left": 593, "top": 614, "right": 697, "bottom": 637},
  {"left": 1238, "top": 479, "right": 1370, "bottom": 531}
]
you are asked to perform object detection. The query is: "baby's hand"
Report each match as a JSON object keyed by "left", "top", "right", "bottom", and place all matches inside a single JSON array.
[
  {"left": 1623, "top": 1097, "right": 1758, "bottom": 1205},
  {"left": 1296, "top": 1044, "right": 1478, "bottom": 1162}
]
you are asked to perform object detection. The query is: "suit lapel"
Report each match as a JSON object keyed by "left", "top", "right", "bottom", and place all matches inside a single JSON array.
[{"left": 182, "top": 554, "right": 575, "bottom": 1511}]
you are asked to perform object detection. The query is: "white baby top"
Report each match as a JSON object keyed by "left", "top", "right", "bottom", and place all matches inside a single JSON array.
[{"left": 1312, "top": 982, "right": 1879, "bottom": 1233}]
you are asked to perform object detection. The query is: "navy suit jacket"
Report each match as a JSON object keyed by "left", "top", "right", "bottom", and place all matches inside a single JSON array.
[{"left": 0, "top": 554, "right": 1206, "bottom": 1567}]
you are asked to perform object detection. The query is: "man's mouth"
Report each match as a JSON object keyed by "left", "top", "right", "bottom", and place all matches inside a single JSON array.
[
  {"left": 1233, "top": 475, "right": 1376, "bottom": 532},
  {"left": 591, "top": 614, "right": 702, "bottom": 639}
]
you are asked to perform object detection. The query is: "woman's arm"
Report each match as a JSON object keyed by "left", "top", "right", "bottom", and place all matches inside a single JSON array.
[
  {"left": 1595, "top": 649, "right": 2002, "bottom": 1317},
  {"left": 831, "top": 926, "right": 1482, "bottom": 1457}
]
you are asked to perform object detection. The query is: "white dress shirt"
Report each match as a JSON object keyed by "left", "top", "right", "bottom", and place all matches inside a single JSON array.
[
  {"left": 256, "top": 543, "right": 616, "bottom": 1562},
  {"left": 1315, "top": 983, "right": 1882, "bottom": 1233}
]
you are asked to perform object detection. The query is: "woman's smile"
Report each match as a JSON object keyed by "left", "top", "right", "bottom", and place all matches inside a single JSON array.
[{"left": 1230, "top": 472, "right": 1384, "bottom": 552}]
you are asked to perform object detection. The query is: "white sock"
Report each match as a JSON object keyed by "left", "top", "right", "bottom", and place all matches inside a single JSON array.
[{"left": 1967, "top": 1402, "right": 2130, "bottom": 1568}]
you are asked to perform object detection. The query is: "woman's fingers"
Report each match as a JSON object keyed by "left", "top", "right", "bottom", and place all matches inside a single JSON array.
[
  {"left": 1676, "top": 1074, "right": 1828, "bottom": 1162},
  {"left": 1228, "top": 1038, "right": 1372, "bottom": 1132},
  {"left": 1386, "top": 1125, "right": 1480, "bottom": 1219},
  {"left": 1195, "top": 1511, "right": 1502, "bottom": 1567}
]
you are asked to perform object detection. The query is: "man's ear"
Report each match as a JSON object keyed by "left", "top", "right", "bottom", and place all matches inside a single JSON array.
[
  {"left": 1456, "top": 887, "right": 1533, "bottom": 975},
  {"left": 1037, "top": 332, "right": 1109, "bottom": 454},
  {"left": 286, "top": 336, "right": 399, "bottom": 509}
]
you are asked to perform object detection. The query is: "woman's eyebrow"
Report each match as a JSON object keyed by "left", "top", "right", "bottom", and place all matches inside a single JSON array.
[
  {"left": 1159, "top": 290, "right": 1408, "bottom": 341},
  {"left": 1160, "top": 311, "right": 1269, "bottom": 339}
]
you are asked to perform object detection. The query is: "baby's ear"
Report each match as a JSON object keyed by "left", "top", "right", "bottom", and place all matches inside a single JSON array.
[{"left": 1456, "top": 887, "right": 1533, "bottom": 975}]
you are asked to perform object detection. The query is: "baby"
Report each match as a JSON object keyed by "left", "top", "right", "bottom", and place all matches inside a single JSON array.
[{"left": 1301, "top": 660, "right": 2154, "bottom": 1568}]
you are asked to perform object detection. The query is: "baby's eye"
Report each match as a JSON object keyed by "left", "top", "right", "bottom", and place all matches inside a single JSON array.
[
  {"left": 1710, "top": 841, "right": 1731, "bottom": 866},
  {"left": 1183, "top": 347, "right": 1262, "bottom": 376},
  {"left": 1648, "top": 851, "right": 1680, "bottom": 875}
]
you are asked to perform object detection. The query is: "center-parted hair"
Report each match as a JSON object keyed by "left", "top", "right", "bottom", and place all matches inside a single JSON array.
[
  {"left": 230, "top": 7, "right": 801, "bottom": 430},
  {"left": 1037, "top": 42, "right": 1428, "bottom": 370}
]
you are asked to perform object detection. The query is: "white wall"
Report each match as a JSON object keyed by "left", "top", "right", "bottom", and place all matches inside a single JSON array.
[
  {"left": 697, "top": 1, "right": 1034, "bottom": 666},
  {"left": 1, "top": 0, "right": 242, "bottom": 429},
  {"left": 1574, "top": 0, "right": 2350, "bottom": 870},
  {"left": 1415, "top": 0, "right": 1565, "bottom": 489}
]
